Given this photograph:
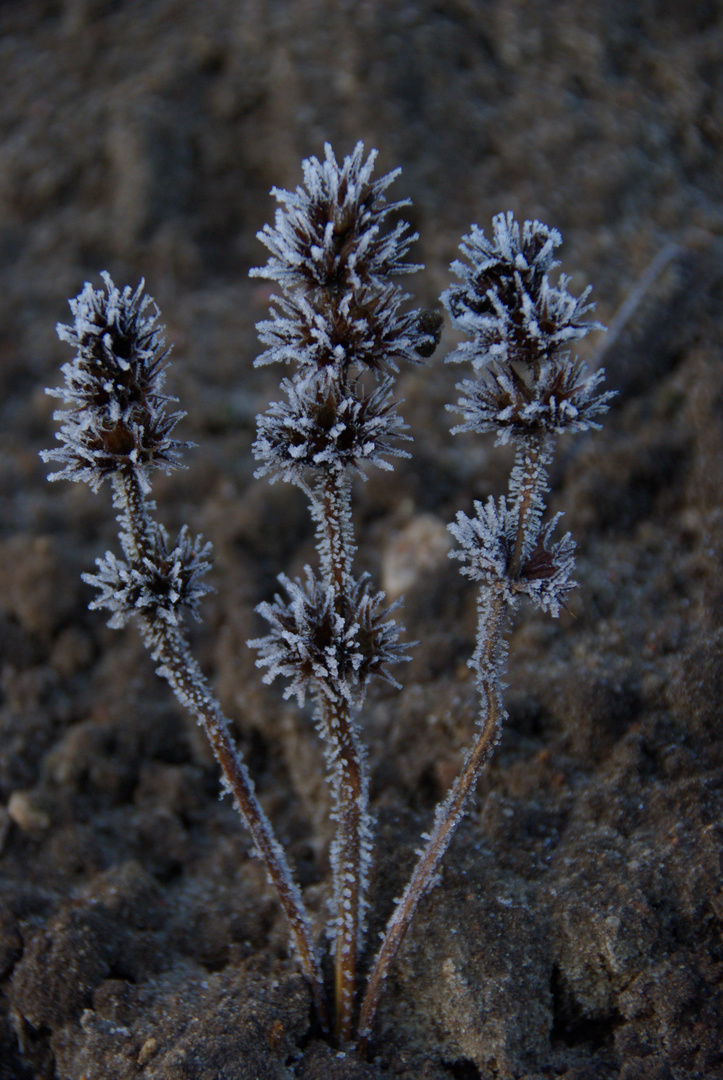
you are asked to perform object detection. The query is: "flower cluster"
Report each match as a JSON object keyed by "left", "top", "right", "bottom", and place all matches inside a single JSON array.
[
  {"left": 251, "top": 143, "right": 440, "bottom": 485},
  {"left": 84, "top": 522, "right": 213, "bottom": 629},
  {"left": 42, "top": 273, "right": 187, "bottom": 493},
  {"left": 250, "top": 569, "right": 408, "bottom": 707},
  {"left": 253, "top": 375, "right": 411, "bottom": 483},
  {"left": 443, "top": 212, "right": 612, "bottom": 445},
  {"left": 42, "top": 273, "right": 212, "bottom": 636},
  {"left": 448, "top": 498, "right": 576, "bottom": 616},
  {"left": 251, "top": 143, "right": 439, "bottom": 702}
]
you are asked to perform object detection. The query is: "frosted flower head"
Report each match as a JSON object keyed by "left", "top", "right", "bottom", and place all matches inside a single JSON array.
[
  {"left": 449, "top": 498, "right": 576, "bottom": 614},
  {"left": 255, "top": 287, "right": 441, "bottom": 381},
  {"left": 450, "top": 356, "right": 615, "bottom": 443},
  {"left": 253, "top": 373, "right": 410, "bottom": 484},
  {"left": 83, "top": 523, "right": 212, "bottom": 629},
  {"left": 251, "top": 143, "right": 440, "bottom": 380},
  {"left": 42, "top": 273, "right": 188, "bottom": 491},
  {"left": 252, "top": 142, "right": 420, "bottom": 297},
  {"left": 250, "top": 568, "right": 410, "bottom": 707},
  {"left": 443, "top": 212, "right": 602, "bottom": 372}
]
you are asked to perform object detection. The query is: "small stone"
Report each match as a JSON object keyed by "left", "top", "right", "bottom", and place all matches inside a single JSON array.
[
  {"left": 7, "top": 791, "right": 51, "bottom": 832},
  {"left": 137, "top": 1037, "right": 158, "bottom": 1065},
  {"left": 382, "top": 513, "right": 451, "bottom": 599}
]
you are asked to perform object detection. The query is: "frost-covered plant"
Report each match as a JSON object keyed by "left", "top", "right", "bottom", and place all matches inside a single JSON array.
[
  {"left": 248, "top": 143, "right": 440, "bottom": 1042},
  {"left": 355, "top": 212, "right": 612, "bottom": 1041},
  {"left": 41, "top": 272, "right": 329, "bottom": 1029},
  {"left": 42, "top": 146, "right": 610, "bottom": 1052}
]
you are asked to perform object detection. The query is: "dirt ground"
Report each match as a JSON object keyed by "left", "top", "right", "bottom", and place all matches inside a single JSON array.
[{"left": 1, "top": 2, "right": 722, "bottom": 1078}]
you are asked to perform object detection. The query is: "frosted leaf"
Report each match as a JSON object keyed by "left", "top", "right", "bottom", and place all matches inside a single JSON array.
[
  {"left": 448, "top": 496, "right": 517, "bottom": 589},
  {"left": 448, "top": 491, "right": 575, "bottom": 613},
  {"left": 514, "top": 515, "right": 577, "bottom": 616},
  {"left": 42, "top": 273, "right": 188, "bottom": 491}
]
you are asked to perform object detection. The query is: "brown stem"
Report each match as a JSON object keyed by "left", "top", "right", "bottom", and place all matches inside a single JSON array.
[
  {"left": 356, "top": 590, "right": 505, "bottom": 1045},
  {"left": 317, "top": 471, "right": 354, "bottom": 592},
  {"left": 113, "top": 468, "right": 154, "bottom": 561},
  {"left": 312, "top": 469, "right": 368, "bottom": 1043},
  {"left": 508, "top": 434, "right": 546, "bottom": 580},
  {"left": 322, "top": 695, "right": 368, "bottom": 1045},
  {"left": 119, "top": 470, "right": 329, "bottom": 1033},
  {"left": 153, "top": 623, "right": 328, "bottom": 1031}
]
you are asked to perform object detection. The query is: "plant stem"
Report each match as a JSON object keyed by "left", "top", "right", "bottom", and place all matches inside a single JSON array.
[
  {"left": 508, "top": 433, "right": 549, "bottom": 580},
  {"left": 312, "top": 469, "right": 369, "bottom": 1043},
  {"left": 321, "top": 695, "right": 368, "bottom": 1045},
  {"left": 119, "top": 470, "right": 329, "bottom": 1034},
  {"left": 357, "top": 436, "right": 549, "bottom": 1045},
  {"left": 356, "top": 589, "right": 506, "bottom": 1046},
  {"left": 315, "top": 471, "right": 354, "bottom": 591}
]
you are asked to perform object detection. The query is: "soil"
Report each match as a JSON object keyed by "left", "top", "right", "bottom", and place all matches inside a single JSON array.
[{"left": 1, "top": 2, "right": 722, "bottom": 1078}]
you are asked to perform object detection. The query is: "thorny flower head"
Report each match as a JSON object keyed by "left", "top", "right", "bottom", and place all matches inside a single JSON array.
[
  {"left": 253, "top": 373, "right": 411, "bottom": 485},
  {"left": 443, "top": 212, "right": 603, "bottom": 373},
  {"left": 449, "top": 497, "right": 577, "bottom": 616},
  {"left": 451, "top": 356, "right": 614, "bottom": 444},
  {"left": 42, "top": 273, "right": 188, "bottom": 492},
  {"left": 250, "top": 568, "right": 410, "bottom": 707},
  {"left": 254, "top": 286, "right": 440, "bottom": 382},
  {"left": 253, "top": 142, "right": 419, "bottom": 296},
  {"left": 84, "top": 522, "right": 212, "bottom": 629},
  {"left": 443, "top": 212, "right": 612, "bottom": 446},
  {"left": 251, "top": 143, "right": 441, "bottom": 381}
]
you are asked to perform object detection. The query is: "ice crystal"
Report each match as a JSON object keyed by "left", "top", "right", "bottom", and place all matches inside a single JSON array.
[
  {"left": 42, "top": 273, "right": 187, "bottom": 492},
  {"left": 448, "top": 496, "right": 517, "bottom": 586}
]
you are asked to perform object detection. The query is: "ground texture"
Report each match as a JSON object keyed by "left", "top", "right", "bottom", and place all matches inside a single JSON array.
[{"left": 0, "top": 2, "right": 722, "bottom": 1078}]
